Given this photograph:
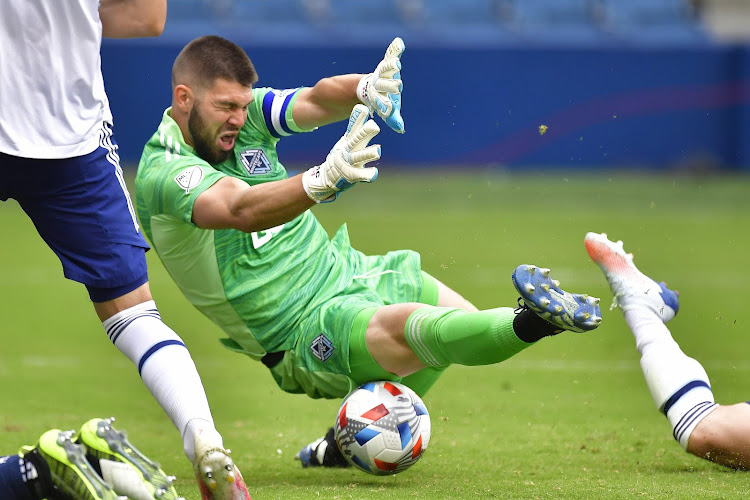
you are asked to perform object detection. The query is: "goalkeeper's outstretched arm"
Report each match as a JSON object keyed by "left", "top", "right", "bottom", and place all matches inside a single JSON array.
[
  {"left": 293, "top": 74, "right": 364, "bottom": 130},
  {"left": 192, "top": 105, "right": 382, "bottom": 232},
  {"left": 292, "top": 37, "right": 406, "bottom": 133}
]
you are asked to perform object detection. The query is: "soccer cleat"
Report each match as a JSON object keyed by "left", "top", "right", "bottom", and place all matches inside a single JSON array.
[
  {"left": 75, "top": 417, "right": 183, "bottom": 500},
  {"left": 193, "top": 431, "right": 252, "bottom": 500},
  {"left": 512, "top": 264, "right": 602, "bottom": 333},
  {"left": 295, "top": 428, "right": 350, "bottom": 468},
  {"left": 21, "top": 429, "right": 125, "bottom": 500},
  {"left": 584, "top": 232, "right": 679, "bottom": 322}
]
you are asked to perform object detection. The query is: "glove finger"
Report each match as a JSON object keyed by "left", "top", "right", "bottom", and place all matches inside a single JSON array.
[
  {"left": 376, "top": 57, "right": 402, "bottom": 79},
  {"left": 347, "top": 119, "right": 380, "bottom": 151},
  {"left": 385, "top": 108, "right": 404, "bottom": 134},
  {"left": 384, "top": 37, "right": 405, "bottom": 61},
  {"left": 372, "top": 95, "right": 392, "bottom": 118},
  {"left": 346, "top": 104, "right": 371, "bottom": 136},
  {"left": 346, "top": 165, "right": 379, "bottom": 184},
  {"left": 360, "top": 166, "right": 379, "bottom": 183},
  {"left": 349, "top": 144, "right": 381, "bottom": 166},
  {"left": 373, "top": 78, "right": 402, "bottom": 95}
]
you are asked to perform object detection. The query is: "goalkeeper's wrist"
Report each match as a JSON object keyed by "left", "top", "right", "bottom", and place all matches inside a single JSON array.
[
  {"left": 302, "top": 166, "right": 336, "bottom": 203},
  {"left": 356, "top": 73, "right": 373, "bottom": 109}
]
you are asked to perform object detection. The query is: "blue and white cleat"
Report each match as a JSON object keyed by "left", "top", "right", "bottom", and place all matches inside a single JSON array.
[
  {"left": 512, "top": 264, "right": 602, "bottom": 333},
  {"left": 584, "top": 232, "right": 679, "bottom": 322}
]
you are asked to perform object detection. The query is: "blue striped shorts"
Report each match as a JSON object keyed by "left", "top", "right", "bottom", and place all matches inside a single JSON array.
[{"left": 0, "top": 123, "right": 150, "bottom": 301}]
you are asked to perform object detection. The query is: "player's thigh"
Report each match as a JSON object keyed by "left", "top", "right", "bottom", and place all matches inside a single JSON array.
[
  {"left": 293, "top": 300, "right": 448, "bottom": 397},
  {"left": 8, "top": 141, "right": 149, "bottom": 294},
  {"left": 348, "top": 306, "right": 403, "bottom": 384},
  {"left": 304, "top": 294, "right": 422, "bottom": 378},
  {"left": 295, "top": 292, "right": 387, "bottom": 380},
  {"left": 349, "top": 304, "right": 446, "bottom": 395}
]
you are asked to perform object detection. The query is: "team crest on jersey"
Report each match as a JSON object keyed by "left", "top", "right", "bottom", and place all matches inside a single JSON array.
[
  {"left": 240, "top": 149, "right": 272, "bottom": 175},
  {"left": 174, "top": 166, "right": 204, "bottom": 194},
  {"left": 310, "top": 334, "right": 335, "bottom": 363}
]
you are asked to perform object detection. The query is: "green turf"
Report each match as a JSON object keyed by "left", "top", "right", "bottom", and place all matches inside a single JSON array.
[{"left": 1, "top": 171, "right": 749, "bottom": 499}]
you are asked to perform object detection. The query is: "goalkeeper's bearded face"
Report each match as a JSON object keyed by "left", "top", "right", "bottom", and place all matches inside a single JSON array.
[
  {"left": 186, "top": 79, "right": 252, "bottom": 165},
  {"left": 188, "top": 102, "right": 233, "bottom": 164}
]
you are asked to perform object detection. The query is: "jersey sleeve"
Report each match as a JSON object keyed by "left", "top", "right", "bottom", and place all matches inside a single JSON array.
[
  {"left": 251, "top": 87, "right": 312, "bottom": 139},
  {"left": 140, "top": 155, "right": 226, "bottom": 226},
  {"left": 164, "top": 162, "right": 226, "bottom": 224}
]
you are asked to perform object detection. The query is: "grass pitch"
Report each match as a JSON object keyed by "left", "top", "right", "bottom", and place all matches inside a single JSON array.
[{"left": 1, "top": 170, "right": 749, "bottom": 499}]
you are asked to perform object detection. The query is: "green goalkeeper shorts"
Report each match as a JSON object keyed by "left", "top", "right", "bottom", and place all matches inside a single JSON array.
[{"left": 267, "top": 249, "right": 440, "bottom": 399}]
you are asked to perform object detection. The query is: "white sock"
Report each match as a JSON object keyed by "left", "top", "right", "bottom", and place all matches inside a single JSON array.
[
  {"left": 623, "top": 308, "right": 676, "bottom": 355},
  {"left": 103, "top": 300, "right": 218, "bottom": 461},
  {"left": 624, "top": 309, "right": 718, "bottom": 449}
]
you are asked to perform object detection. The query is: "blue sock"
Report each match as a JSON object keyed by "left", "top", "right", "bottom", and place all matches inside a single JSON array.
[{"left": 0, "top": 454, "right": 35, "bottom": 500}]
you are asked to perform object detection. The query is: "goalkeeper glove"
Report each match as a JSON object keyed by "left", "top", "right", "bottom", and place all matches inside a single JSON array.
[
  {"left": 357, "top": 37, "right": 405, "bottom": 134},
  {"left": 302, "top": 104, "right": 381, "bottom": 203}
]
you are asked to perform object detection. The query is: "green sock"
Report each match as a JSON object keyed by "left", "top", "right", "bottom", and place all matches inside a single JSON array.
[
  {"left": 401, "top": 366, "right": 447, "bottom": 397},
  {"left": 404, "top": 307, "right": 532, "bottom": 367}
]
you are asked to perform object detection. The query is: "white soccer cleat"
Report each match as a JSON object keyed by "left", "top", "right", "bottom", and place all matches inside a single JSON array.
[
  {"left": 193, "top": 432, "right": 251, "bottom": 500},
  {"left": 584, "top": 232, "right": 679, "bottom": 322}
]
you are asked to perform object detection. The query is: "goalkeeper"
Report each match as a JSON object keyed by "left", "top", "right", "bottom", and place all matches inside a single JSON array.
[{"left": 135, "top": 35, "right": 603, "bottom": 469}]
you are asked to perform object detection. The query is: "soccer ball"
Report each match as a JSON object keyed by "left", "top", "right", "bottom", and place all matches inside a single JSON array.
[{"left": 334, "top": 380, "right": 430, "bottom": 475}]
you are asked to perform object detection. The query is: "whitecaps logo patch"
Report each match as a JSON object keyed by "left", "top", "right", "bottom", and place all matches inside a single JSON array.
[
  {"left": 240, "top": 149, "right": 272, "bottom": 176},
  {"left": 310, "top": 334, "right": 334, "bottom": 363},
  {"left": 174, "top": 166, "right": 204, "bottom": 194}
]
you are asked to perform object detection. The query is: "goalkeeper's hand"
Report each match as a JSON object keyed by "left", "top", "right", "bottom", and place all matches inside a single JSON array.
[
  {"left": 302, "top": 104, "right": 381, "bottom": 203},
  {"left": 357, "top": 37, "right": 405, "bottom": 134}
]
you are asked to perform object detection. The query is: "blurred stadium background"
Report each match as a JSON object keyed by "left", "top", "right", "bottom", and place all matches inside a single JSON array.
[
  {"left": 103, "top": 0, "right": 750, "bottom": 173},
  {"left": 3, "top": 2, "right": 750, "bottom": 499}
]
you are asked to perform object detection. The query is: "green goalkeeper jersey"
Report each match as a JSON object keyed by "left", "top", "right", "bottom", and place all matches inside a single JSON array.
[{"left": 135, "top": 87, "right": 356, "bottom": 360}]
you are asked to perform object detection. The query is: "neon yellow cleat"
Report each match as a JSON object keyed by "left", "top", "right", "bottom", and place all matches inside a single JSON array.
[
  {"left": 76, "top": 417, "right": 183, "bottom": 500},
  {"left": 21, "top": 428, "right": 124, "bottom": 500}
]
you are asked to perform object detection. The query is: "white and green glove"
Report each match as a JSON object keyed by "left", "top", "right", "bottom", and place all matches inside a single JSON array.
[
  {"left": 357, "top": 37, "right": 405, "bottom": 134},
  {"left": 302, "top": 104, "right": 381, "bottom": 203}
]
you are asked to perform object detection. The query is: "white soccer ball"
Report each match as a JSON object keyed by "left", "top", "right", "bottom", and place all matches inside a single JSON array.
[{"left": 334, "top": 381, "right": 431, "bottom": 475}]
